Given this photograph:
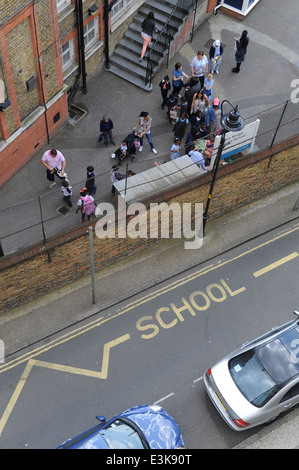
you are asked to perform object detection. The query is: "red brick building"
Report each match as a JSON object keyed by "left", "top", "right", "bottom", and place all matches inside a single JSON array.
[{"left": 0, "top": 0, "right": 69, "bottom": 187}]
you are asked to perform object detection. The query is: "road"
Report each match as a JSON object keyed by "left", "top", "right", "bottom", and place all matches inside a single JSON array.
[{"left": 0, "top": 220, "right": 298, "bottom": 449}]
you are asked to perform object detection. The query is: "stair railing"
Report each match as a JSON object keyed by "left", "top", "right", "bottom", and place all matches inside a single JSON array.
[{"left": 145, "top": 0, "right": 195, "bottom": 87}]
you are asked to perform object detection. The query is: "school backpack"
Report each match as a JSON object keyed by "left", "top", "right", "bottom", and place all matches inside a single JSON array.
[{"left": 81, "top": 195, "right": 96, "bottom": 215}]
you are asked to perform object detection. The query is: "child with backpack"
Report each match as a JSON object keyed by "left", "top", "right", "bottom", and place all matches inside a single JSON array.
[{"left": 76, "top": 188, "right": 96, "bottom": 223}]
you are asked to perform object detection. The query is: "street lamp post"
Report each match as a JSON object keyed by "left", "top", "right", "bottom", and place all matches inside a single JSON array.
[{"left": 203, "top": 100, "right": 245, "bottom": 235}]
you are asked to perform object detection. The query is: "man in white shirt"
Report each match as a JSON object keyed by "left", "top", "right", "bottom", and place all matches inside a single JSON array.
[
  {"left": 190, "top": 51, "right": 208, "bottom": 89},
  {"left": 41, "top": 148, "right": 66, "bottom": 189}
]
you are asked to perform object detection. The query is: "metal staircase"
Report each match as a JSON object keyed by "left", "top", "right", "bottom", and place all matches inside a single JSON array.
[{"left": 108, "top": 0, "right": 194, "bottom": 91}]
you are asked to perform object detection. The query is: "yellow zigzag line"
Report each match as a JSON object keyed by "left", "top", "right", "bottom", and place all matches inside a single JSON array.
[{"left": 0, "top": 334, "right": 130, "bottom": 437}]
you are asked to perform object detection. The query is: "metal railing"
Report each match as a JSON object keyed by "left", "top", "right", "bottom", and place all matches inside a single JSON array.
[{"left": 0, "top": 99, "right": 298, "bottom": 259}]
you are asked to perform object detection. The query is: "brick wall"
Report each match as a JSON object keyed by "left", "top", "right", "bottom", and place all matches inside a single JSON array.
[
  {"left": 1, "top": 138, "right": 298, "bottom": 313},
  {"left": 0, "top": 0, "right": 68, "bottom": 187}
]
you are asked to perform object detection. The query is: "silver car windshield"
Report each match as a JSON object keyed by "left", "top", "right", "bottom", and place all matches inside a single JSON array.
[
  {"left": 229, "top": 351, "right": 280, "bottom": 407},
  {"left": 78, "top": 419, "right": 145, "bottom": 449},
  {"left": 229, "top": 327, "right": 299, "bottom": 408}
]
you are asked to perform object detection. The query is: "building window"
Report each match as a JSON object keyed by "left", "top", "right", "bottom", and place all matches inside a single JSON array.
[
  {"left": 111, "top": 0, "right": 135, "bottom": 23},
  {"left": 61, "top": 39, "right": 75, "bottom": 71},
  {"left": 84, "top": 18, "right": 99, "bottom": 49},
  {"left": 57, "top": 0, "right": 71, "bottom": 13}
]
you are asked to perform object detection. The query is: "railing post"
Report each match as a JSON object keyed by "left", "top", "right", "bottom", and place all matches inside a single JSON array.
[{"left": 267, "top": 100, "right": 289, "bottom": 169}]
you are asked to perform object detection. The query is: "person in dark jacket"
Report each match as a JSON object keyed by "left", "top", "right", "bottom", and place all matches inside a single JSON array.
[
  {"left": 140, "top": 11, "right": 157, "bottom": 62},
  {"left": 98, "top": 116, "right": 116, "bottom": 145},
  {"left": 159, "top": 75, "right": 171, "bottom": 109},
  {"left": 232, "top": 30, "right": 249, "bottom": 73}
]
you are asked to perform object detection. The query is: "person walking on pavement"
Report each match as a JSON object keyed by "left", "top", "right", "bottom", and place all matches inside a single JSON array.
[
  {"left": 232, "top": 30, "right": 249, "bottom": 73},
  {"left": 75, "top": 188, "right": 96, "bottom": 223},
  {"left": 41, "top": 148, "right": 66, "bottom": 189},
  {"left": 61, "top": 180, "right": 73, "bottom": 207},
  {"left": 209, "top": 39, "right": 223, "bottom": 74},
  {"left": 85, "top": 165, "right": 97, "bottom": 195},
  {"left": 98, "top": 116, "right": 116, "bottom": 145},
  {"left": 190, "top": 50, "right": 208, "bottom": 89},
  {"left": 139, "top": 11, "right": 157, "bottom": 62},
  {"left": 133, "top": 111, "right": 157, "bottom": 154}
]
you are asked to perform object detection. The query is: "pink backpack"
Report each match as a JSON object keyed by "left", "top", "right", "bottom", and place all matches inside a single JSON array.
[{"left": 81, "top": 195, "right": 96, "bottom": 215}]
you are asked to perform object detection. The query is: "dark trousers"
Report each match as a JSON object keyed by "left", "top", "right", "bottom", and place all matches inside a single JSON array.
[
  {"left": 46, "top": 168, "right": 55, "bottom": 182},
  {"left": 103, "top": 130, "right": 115, "bottom": 145},
  {"left": 161, "top": 90, "right": 168, "bottom": 108},
  {"left": 63, "top": 195, "right": 72, "bottom": 207}
]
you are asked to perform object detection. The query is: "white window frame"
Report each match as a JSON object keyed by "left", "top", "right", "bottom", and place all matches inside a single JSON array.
[
  {"left": 111, "top": 0, "right": 136, "bottom": 23},
  {"left": 84, "top": 18, "right": 99, "bottom": 50},
  {"left": 57, "top": 0, "right": 71, "bottom": 14},
  {"left": 61, "top": 38, "right": 75, "bottom": 72}
]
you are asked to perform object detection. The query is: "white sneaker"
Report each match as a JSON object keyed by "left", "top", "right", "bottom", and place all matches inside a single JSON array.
[
  {"left": 152, "top": 148, "right": 157, "bottom": 154},
  {"left": 139, "top": 146, "right": 143, "bottom": 152},
  {"left": 48, "top": 181, "right": 56, "bottom": 189}
]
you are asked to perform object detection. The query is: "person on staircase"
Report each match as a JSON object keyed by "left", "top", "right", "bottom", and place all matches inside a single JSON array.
[{"left": 139, "top": 11, "right": 157, "bottom": 62}]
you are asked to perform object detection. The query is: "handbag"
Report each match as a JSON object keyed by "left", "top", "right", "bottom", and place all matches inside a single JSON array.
[
  {"left": 170, "top": 109, "right": 177, "bottom": 120},
  {"left": 98, "top": 133, "right": 103, "bottom": 143}
]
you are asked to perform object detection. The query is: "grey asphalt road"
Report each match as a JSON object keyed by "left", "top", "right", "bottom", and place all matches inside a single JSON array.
[{"left": 0, "top": 219, "right": 298, "bottom": 449}]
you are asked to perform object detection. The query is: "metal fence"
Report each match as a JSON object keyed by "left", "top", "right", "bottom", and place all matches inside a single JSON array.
[{"left": 0, "top": 99, "right": 298, "bottom": 258}]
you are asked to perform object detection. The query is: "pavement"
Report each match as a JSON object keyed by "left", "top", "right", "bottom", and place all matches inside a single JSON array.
[{"left": 1, "top": 0, "right": 299, "bottom": 449}]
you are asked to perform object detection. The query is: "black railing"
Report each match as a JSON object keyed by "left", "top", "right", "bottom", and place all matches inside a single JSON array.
[{"left": 145, "top": 0, "right": 195, "bottom": 87}]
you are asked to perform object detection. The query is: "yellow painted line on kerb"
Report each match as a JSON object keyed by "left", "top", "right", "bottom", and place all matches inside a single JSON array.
[{"left": 253, "top": 252, "right": 299, "bottom": 278}]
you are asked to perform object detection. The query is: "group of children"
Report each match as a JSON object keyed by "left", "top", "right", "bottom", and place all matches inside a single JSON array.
[
  {"left": 60, "top": 165, "right": 97, "bottom": 223},
  {"left": 159, "top": 72, "right": 216, "bottom": 167}
]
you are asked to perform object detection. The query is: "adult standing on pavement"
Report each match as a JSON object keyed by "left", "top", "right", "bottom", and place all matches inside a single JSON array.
[
  {"left": 99, "top": 115, "right": 116, "bottom": 145},
  {"left": 133, "top": 111, "right": 157, "bottom": 154},
  {"left": 41, "top": 148, "right": 66, "bottom": 189},
  {"left": 209, "top": 39, "right": 223, "bottom": 74},
  {"left": 172, "top": 62, "right": 189, "bottom": 97},
  {"left": 206, "top": 98, "right": 222, "bottom": 135},
  {"left": 190, "top": 50, "right": 208, "bottom": 89},
  {"left": 232, "top": 30, "right": 249, "bottom": 73},
  {"left": 139, "top": 11, "right": 157, "bottom": 62}
]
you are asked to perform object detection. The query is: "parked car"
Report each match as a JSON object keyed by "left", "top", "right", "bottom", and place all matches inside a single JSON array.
[
  {"left": 57, "top": 404, "right": 184, "bottom": 449},
  {"left": 204, "top": 311, "right": 299, "bottom": 431}
]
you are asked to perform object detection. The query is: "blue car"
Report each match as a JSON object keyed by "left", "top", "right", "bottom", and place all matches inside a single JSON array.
[{"left": 57, "top": 404, "right": 184, "bottom": 449}]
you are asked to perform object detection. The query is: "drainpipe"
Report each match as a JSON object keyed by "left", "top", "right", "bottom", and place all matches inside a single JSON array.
[
  {"left": 77, "top": 0, "right": 87, "bottom": 93},
  {"left": 104, "top": 0, "right": 119, "bottom": 70}
]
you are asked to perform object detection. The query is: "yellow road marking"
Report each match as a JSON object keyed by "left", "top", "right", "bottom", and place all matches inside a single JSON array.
[
  {"left": 0, "top": 360, "right": 34, "bottom": 438},
  {"left": 253, "top": 252, "right": 299, "bottom": 277},
  {"left": 0, "top": 223, "right": 298, "bottom": 437},
  {"left": 0, "top": 334, "right": 130, "bottom": 437},
  {"left": 1, "top": 223, "right": 299, "bottom": 374}
]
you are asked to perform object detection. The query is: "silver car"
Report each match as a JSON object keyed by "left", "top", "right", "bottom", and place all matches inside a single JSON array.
[{"left": 204, "top": 311, "right": 299, "bottom": 431}]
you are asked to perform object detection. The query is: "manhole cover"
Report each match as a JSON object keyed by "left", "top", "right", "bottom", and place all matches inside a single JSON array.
[
  {"left": 56, "top": 205, "right": 70, "bottom": 216},
  {"left": 204, "top": 39, "right": 226, "bottom": 49}
]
